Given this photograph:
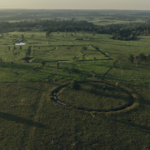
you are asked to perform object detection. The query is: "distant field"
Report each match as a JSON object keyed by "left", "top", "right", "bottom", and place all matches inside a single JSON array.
[
  {"left": 77, "top": 16, "right": 145, "bottom": 25},
  {"left": 0, "top": 9, "right": 148, "bottom": 26},
  {"left": 0, "top": 32, "right": 113, "bottom": 82},
  {"left": 1, "top": 32, "right": 150, "bottom": 84}
]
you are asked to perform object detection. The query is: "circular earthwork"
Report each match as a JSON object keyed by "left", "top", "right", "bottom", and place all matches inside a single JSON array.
[{"left": 50, "top": 81, "right": 139, "bottom": 114}]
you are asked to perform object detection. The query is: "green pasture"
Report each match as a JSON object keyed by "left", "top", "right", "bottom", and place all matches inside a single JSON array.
[
  {"left": 105, "top": 58, "right": 150, "bottom": 88},
  {"left": 1, "top": 31, "right": 150, "bottom": 149},
  {"left": 0, "top": 32, "right": 113, "bottom": 82}
]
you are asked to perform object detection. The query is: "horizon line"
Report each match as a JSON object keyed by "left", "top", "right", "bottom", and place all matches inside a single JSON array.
[{"left": 0, "top": 8, "right": 150, "bottom": 11}]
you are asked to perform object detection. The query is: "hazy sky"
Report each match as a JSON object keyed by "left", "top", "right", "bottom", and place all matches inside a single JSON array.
[{"left": 1, "top": 0, "right": 150, "bottom": 10}]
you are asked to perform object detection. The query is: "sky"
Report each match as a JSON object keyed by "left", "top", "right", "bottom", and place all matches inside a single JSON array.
[{"left": 0, "top": 0, "right": 150, "bottom": 10}]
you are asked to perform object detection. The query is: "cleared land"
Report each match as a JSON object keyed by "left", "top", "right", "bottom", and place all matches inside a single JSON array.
[{"left": 0, "top": 32, "right": 150, "bottom": 149}]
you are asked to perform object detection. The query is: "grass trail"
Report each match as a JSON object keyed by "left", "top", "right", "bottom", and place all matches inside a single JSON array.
[{"left": 25, "top": 83, "right": 48, "bottom": 149}]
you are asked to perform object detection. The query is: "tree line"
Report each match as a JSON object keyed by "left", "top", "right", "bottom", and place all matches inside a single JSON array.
[
  {"left": 0, "top": 19, "right": 150, "bottom": 41},
  {"left": 128, "top": 53, "right": 150, "bottom": 66}
]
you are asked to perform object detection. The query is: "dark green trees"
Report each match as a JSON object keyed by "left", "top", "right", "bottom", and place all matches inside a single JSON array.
[
  {"left": 93, "top": 57, "right": 96, "bottom": 61},
  {"left": 0, "top": 58, "right": 2, "bottom": 67},
  {"left": 70, "top": 80, "right": 80, "bottom": 90},
  {"left": 41, "top": 61, "right": 46, "bottom": 67},
  {"left": 46, "top": 31, "right": 51, "bottom": 38},
  {"left": 82, "top": 46, "right": 87, "bottom": 50},
  {"left": 19, "top": 46, "right": 22, "bottom": 50},
  {"left": 139, "top": 53, "right": 147, "bottom": 61},
  {"left": 128, "top": 54, "right": 134, "bottom": 63},
  {"left": 57, "top": 62, "right": 59, "bottom": 68},
  {"left": 21, "top": 34, "right": 24, "bottom": 39},
  {"left": 128, "top": 53, "right": 148, "bottom": 67}
]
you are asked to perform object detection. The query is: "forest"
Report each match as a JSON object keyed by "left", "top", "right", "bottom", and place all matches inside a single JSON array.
[{"left": 0, "top": 19, "right": 150, "bottom": 41}]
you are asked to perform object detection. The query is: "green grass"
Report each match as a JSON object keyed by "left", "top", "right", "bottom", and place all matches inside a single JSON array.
[
  {"left": 0, "top": 32, "right": 113, "bottom": 82},
  {"left": 1, "top": 31, "right": 150, "bottom": 149},
  {"left": 105, "top": 58, "right": 150, "bottom": 88},
  {"left": 0, "top": 82, "right": 150, "bottom": 149}
]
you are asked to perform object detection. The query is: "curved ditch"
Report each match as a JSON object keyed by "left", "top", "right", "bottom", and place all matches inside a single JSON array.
[{"left": 50, "top": 81, "right": 139, "bottom": 114}]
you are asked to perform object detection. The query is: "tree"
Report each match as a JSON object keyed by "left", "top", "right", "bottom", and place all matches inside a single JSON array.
[
  {"left": 72, "top": 56, "right": 79, "bottom": 61},
  {"left": 128, "top": 54, "right": 134, "bottom": 63},
  {"left": 31, "top": 34, "right": 34, "bottom": 38},
  {"left": 139, "top": 53, "right": 147, "bottom": 61},
  {"left": 82, "top": 47, "right": 87, "bottom": 50},
  {"left": 93, "top": 57, "right": 96, "bottom": 61},
  {"left": 90, "top": 70, "right": 95, "bottom": 79},
  {"left": 41, "top": 61, "right": 46, "bottom": 67},
  {"left": 70, "top": 80, "right": 80, "bottom": 90},
  {"left": 19, "top": 46, "right": 22, "bottom": 50},
  {"left": 46, "top": 30, "right": 51, "bottom": 38},
  {"left": 53, "top": 78, "right": 57, "bottom": 83},
  {"left": 57, "top": 62, "right": 59, "bottom": 68},
  {"left": 13, "top": 46, "right": 16, "bottom": 50},
  {"left": 21, "top": 34, "right": 24, "bottom": 39},
  {"left": 135, "top": 59, "right": 141, "bottom": 67},
  {"left": 10, "top": 62, "right": 13, "bottom": 68},
  {"left": 8, "top": 46, "right": 10, "bottom": 51},
  {"left": 147, "top": 54, "right": 150, "bottom": 61},
  {"left": 63, "top": 67, "right": 68, "bottom": 72},
  {"left": 82, "top": 54, "right": 86, "bottom": 60},
  {"left": 0, "top": 58, "right": 2, "bottom": 67}
]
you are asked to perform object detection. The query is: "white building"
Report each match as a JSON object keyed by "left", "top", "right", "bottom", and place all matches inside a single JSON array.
[{"left": 15, "top": 42, "right": 25, "bottom": 46}]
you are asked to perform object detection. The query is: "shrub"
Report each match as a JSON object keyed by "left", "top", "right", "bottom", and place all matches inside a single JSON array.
[
  {"left": 93, "top": 57, "right": 96, "bottom": 61},
  {"left": 57, "top": 62, "right": 59, "bottom": 68},
  {"left": 128, "top": 54, "right": 134, "bottom": 63},
  {"left": 69, "top": 68, "right": 79, "bottom": 74},
  {"left": 63, "top": 67, "right": 68, "bottom": 72},
  {"left": 41, "top": 61, "right": 46, "bottom": 67},
  {"left": 70, "top": 80, "right": 80, "bottom": 90},
  {"left": 82, "top": 46, "right": 87, "bottom": 50}
]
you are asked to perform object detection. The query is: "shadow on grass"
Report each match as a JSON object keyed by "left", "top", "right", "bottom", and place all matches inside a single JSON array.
[
  {"left": 114, "top": 119, "right": 150, "bottom": 133},
  {"left": 0, "top": 112, "right": 46, "bottom": 128},
  {"left": 2, "top": 62, "right": 34, "bottom": 71},
  {"left": 132, "top": 87, "right": 150, "bottom": 106},
  {"left": 78, "top": 59, "right": 110, "bottom": 61},
  {"left": 80, "top": 83, "right": 133, "bottom": 104},
  {"left": 98, "top": 114, "right": 150, "bottom": 133}
]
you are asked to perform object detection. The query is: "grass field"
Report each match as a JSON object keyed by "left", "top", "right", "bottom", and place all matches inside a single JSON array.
[{"left": 1, "top": 31, "right": 150, "bottom": 149}]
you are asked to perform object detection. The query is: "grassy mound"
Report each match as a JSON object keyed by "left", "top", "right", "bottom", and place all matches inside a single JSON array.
[{"left": 58, "top": 82, "right": 133, "bottom": 111}]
